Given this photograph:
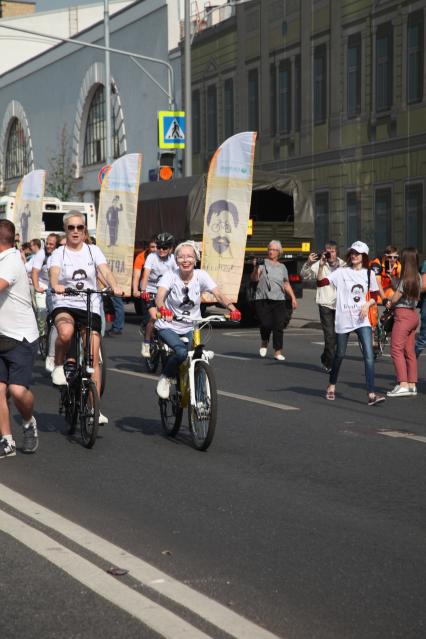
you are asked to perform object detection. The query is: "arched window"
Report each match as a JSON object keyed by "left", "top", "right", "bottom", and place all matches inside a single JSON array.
[
  {"left": 5, "top": 118, "right": 29, "bottom": 179},
  {"left": 83, "top": 85, "right": 120, "bottom": 166}
]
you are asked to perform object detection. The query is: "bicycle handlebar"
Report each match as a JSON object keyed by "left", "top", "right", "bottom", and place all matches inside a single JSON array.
[{"left": 51, "top": 287, "right": 117, "bottom": 296}]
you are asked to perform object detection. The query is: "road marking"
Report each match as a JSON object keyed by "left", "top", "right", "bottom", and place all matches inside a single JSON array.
[
  {"left": 108, "top": 368, "right": 299, "bottom": 411},
  {"left": 223, "top": 331, "right": 320, "bottom": 337},
  {"left": 377, "top": 430, "right": 426, "bottom": 444},
  {"left": 0, "top": 485, "right": 281, "bottom": 639},
  {"left": 214, "top": 353, "right": 251, "bottom": 361}
]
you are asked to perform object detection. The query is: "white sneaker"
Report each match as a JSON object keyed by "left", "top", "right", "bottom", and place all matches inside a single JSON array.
[
  {"left": 51, "top": 365, "right": 67, "bottom": 386},
  {"left": 99, "top": 412, "right": 109, "bottom": 425},
  {"left": 259, "top": 347, "right": 267, "bottom": 358},
  {"left": 409, "top": 385, "right": 417, "bottom": 395},
  {"left": 157, "top": 376, "right": 171, "bottom": 399},
  {"left": 45, "top": 356, "right": 55, "bottom": 373},
  {"left": 274, "top": 354, "right": 286, "bottom": 361},
  {"left": 141, "top": 341, "right": 151, "bottom": 358},
  {"left": 387, "top": 385, "right": 412, "bottom": 397}
]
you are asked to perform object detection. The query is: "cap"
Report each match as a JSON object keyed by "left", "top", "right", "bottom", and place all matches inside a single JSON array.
[{"left": 350, "top": 241, "right": 369, "bottom": 255}]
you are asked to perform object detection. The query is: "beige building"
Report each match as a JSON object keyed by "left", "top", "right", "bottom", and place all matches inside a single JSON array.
[
  {"left": 0, "top": 1, "right": 35, "bottom": 18},
  {"left": 189, "top": 0, "right": 426, "bottom": 259}
]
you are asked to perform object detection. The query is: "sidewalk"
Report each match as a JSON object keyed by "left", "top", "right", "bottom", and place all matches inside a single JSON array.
[{"left": 291, "top": 289, "right": 321, "bottom": 329}]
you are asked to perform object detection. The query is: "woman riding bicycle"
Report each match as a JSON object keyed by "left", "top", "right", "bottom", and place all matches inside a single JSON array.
[
  {"left": 49, "top": 211, "right": 123, "bottom": 423},
  {"left": 139, "top": 232, "right": 177, "bottom": 358},
  {"left": 150, "top": 241, "right": 241, "bottom": 399}
]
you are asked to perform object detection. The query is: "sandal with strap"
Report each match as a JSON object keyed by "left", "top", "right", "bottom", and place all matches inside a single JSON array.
[{"left": 326, "top": 388, "right": 335, "bottom": 401}]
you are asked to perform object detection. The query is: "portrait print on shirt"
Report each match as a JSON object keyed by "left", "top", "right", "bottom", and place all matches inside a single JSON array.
[{"left": 72, "top": 268, "right": 88, "bottom": 290}]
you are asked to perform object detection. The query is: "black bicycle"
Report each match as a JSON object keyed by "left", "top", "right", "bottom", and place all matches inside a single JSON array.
[{"left": 58, "top": 288, "right": 111, "bottom": 448}]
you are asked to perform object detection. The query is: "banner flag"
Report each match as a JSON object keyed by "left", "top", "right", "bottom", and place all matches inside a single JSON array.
[
  {"left": 201, "top": 132, "right": 257, "bottom": 303},
  {"left": 14, "top": 170, "right": 46, "bottom": 244},
  {"left": 96, "top": 153, "right": 143, "bottom": 295}
]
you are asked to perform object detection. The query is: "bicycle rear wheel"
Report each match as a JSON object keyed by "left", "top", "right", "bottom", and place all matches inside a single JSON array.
[
  {"left": 99, "top": 339, "right": 107, "bottom": 397},
  {"left": 159, "top": 381, "right": 183, "bottom": 437},
  {"left": 63, "top": 386, "right": 78, "bottom": 434},
  {"left": 145, "top": 338, "right": 161, "bottom": 373},
  {"left": 189, "top": 361, "right": 217, "bottom": 451},
  {"left": 80, "top": 380, "right": 99, "bottom": 448}
]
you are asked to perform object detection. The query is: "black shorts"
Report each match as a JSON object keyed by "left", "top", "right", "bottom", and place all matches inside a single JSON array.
[
  {"left": 0, "top": 339, "right": 38, "bottom": 389},
  {"left": 52, "top": 307, "right": 102, "bottom": 334}
]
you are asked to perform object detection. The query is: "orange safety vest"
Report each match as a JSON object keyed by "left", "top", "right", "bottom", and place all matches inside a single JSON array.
[{"left": 369, "top": 257, "right": 401, "bottom": 304}]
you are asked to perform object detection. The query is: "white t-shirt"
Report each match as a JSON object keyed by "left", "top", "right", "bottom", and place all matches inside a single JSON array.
[
  {"left": 155, "top": 269, "right": 217, "bottom": 335},
  {"left": 24, "top": 255, "right": 34, "bottom": 284},
  {"left": 31, "top": 248, "right": 51, "bottom": 288},
  {"left": 328, "top": 267, "right": 379, "bottom": 334},
  {"left": 50, "top": 243, "right": 107, "bottom": 314},
  {"left": 0, "top": 248, "right": 39, "bottom": 342},
  {"left": 144, "top": 252, "right": 177, "bottom": 293}
]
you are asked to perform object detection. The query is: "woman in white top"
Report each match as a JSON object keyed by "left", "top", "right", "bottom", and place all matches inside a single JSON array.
[
  {"left": 49, "top": 212, "right": 123, "bottom": 421},
  {"left": 150, "top": 241, "right": 241, "bottom": 399},
  {"left": 317, "top": 241, "right": 385, "bottom": 406}
]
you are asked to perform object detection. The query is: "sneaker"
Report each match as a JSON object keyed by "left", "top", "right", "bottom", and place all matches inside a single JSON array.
[
  {"left": 259, "top": 347, "right": 267, "bottom": 358},
  {"left": 22, "top": 417, "right": 38, "bottom": 454},
  {"left": 387, "top": 385, "right": 412, "bottom": 397},
  {"left": 368, "top": 393, "right": 386, "bottom": 406},
  {"left": 274, "top": 354, "right": 286, "bottom": 361},
  {"left": 322, "top": 365, "right": 332, "bottom": 373},
  {"left": 409, "top": 385, "right": 417, "bottom": 395},
  {"left": 99, "top": 412, "right": 109, "bottom": 425},
  {"left": 0, "top": 438, "right": 16, "bottom": 458},
  {"left": 52, "top": 365, "right": 67, "bottom": 386},
  {"left": 157, "top": 376, "right": 172, "bottom": 399},
  {"left": 141, "top": 341, "right": 151, "bottom": 358},
  {"left": 45, "top": 356, "right": 55, "bottom": 373}
]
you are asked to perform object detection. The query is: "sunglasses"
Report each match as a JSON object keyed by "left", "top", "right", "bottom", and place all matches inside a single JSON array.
[
  {"left": 180, "top": 286, "right": 195, "bottom": 308},
  {"left": 157, "top": 243, "right": 171, "bottom": 250},
  {"left": 67, "top": 224, "right": 85, "bottom": 231},
  {"left": 385, "top": 254, "right": 399, "bottom": 259}
]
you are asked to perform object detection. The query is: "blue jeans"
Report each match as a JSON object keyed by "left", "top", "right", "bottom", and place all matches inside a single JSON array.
[
  {"left": 329, "top": 326, "right": 375, "bottom": 393},
  {"left": 111, "top": 296, "right": 125, "bottom": 332},
  {"left": 158, "top": 328, "right": 193, "bottom": 379},
  {"left": 415, "top": 299, "right": 426, "bottom": 358}
]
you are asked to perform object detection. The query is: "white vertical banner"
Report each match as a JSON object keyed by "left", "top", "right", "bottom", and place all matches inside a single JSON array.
[
  {"left": 201, "top": 132, "right": 257, "bottom": 302},
  {"left": 14, "top": 170, "right": 47, "bottom": 243},
  {"left": 96, "top": 153, "right": 143, "bottom": 295}
]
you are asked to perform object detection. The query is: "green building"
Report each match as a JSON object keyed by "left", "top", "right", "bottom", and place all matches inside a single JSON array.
[{"left": 189, "top": 0, "right": 426, "bottom": 259}]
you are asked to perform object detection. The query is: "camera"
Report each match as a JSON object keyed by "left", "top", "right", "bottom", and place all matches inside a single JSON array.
[
  {"left": 255, "top": 257, "right": 265, "bottom": 266},
  {"left": 316, "top": 251, "right": 331, "bottom": 260}
]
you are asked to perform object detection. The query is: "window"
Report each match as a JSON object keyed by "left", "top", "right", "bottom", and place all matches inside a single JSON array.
[
  {"left": 206, "top": 85, "right": 217, "bottom": 152},
  {"left": 5, "top": 118, "right": 29, "bottom": 180},
  {"left": 270, "top": 64, "right": 277, "bottom": 136},
  {"left": 223, "top": 79, "right": 234, "bottom": 140},
  {"left": 346, "top": 191, "right": 361, "bottom": 246},
  {"left": 248, "top": 69, "right": 259, "bottom": 130},
  {"left": 83, "top": 85, "right": 120, "bottom": 166},
  {"left": 407, "top": 12, "right": 424, "bottom": 104},
  {"left": 347, "top": 34, "right": 361, "bottom": 116},
  {"left": 295, "top": 55, "right": 301, "bottom": 131},
  {"left": 315, "top": 192, "right": 329, "bottom": 250},
  {"left": 405, "top": 183, "right": 423, "bottom": 251},
  {"left": 374, "top": 188, "right": 392, "bottom": 254},
  {"left": 192, "top": 90, "right": 201, "bottom": 154},
  {"left": 376, "top": 24, "right": 393, "bottom": 112},
  {"left": 278, "top": 60, "right": 292, "bottom": 134},
  {"left": 314, "top": 45, "right": 327, "bottom": 124}
]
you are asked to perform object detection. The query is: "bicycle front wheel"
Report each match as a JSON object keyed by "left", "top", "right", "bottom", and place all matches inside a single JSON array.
[
  {"left": 63, "top": 386, "right": 78, "bottom": 435},
  {"left": 99, "top": 339, "right": 107, "bottom": 397},
  {"left": 145, "top": 339, "right": 161, "bottom": 373},
  {"left": 159, "top": 381, "right": 183, "bottom": 437},
  {"left": 189, "top": 361, "right": 217, "bottom": 451},
  {"left": 80, "top": 381, "right": 99, "bottom": 448}
]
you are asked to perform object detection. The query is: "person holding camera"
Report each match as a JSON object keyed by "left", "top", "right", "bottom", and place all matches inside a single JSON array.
[
  {"left": 300, "top": 241, "right": 344, "bottom": 372},
  {"left": 251, "top": 240, "right": 297, "bottom": 361}
]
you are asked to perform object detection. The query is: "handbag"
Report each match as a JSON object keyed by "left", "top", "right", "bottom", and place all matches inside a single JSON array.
[{"left": 366, "top": 268, "right": 378, "bottom": 328}]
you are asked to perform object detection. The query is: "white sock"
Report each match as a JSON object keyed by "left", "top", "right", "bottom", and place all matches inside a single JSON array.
[
  {"left": 23, "top": 417, "right": 36, "bottom": 431},
  {"left": 4, "top": 434, "right": 15, "bottom": 444}
]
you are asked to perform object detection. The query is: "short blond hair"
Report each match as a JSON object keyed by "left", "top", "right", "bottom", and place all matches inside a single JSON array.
[
  {"left": 175, "top": 241, "right": 200, "bottom": 261},
  {"left": 63, "top": 211, "right": 86, "bottom": 229}
]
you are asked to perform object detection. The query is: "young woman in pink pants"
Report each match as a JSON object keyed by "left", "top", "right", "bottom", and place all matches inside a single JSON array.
[{"left": 385, "top": 248, "right": 422, "bottom": 397}]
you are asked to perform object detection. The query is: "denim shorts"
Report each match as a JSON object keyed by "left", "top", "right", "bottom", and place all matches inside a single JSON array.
[{"left": 0, "top": 338, "right": 38, "bottom": 388}]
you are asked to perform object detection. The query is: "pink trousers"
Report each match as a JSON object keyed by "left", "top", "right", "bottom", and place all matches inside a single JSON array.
[{"left": 391, "top": 308, "right": 419, "bottom": 383}]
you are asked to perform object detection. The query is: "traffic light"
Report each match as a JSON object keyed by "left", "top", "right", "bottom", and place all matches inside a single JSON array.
[{"left": 158, "top": 152, "right": 175, "bottom": 181}]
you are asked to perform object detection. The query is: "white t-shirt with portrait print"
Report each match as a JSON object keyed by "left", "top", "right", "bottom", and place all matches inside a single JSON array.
[
  {"left": 328, "top": 266, "right": 379, "bottom": 334},
  {"left": 144, "top": 252, "right": 177, "bottom": 293},
  {"left": 49, "top": 243, "right": 107, "bottom": 314},
  {"left": 155, "top": 269, "right": 217, "bottom": 335}
]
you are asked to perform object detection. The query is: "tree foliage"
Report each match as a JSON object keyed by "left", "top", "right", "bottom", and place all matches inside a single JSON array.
[{"left": 46, "top": 125, "right": 77, "bottom": 201}]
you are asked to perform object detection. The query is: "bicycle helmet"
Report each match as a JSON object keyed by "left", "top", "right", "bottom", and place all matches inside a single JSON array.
[{"left": 156, "top": 232, "right": 174, "bottom": 248}]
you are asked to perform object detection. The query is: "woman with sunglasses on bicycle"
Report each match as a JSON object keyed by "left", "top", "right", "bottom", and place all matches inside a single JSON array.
[
  {"left": 150, "top": 241, "right": 241, "bottom": 399},
  {"left": 49, "top": 212, "right": 123, "bottom": 423},
  {"left": 139, "top": 232, "right": 177, "bottom": 358}
]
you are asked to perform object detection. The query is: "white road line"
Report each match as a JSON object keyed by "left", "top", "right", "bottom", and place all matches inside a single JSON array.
[
  {"left": 214, "top": 353, "right": 251, "bottom": 361},
  {"left": 0, "top": 485, "right": 282, "bottom": 639},
  {"left": 0, "top": 509, "right": 210, "bottom": 639},
  {"left": 377, "top": 430, "right": 426, "bottom": 444},
  {"left": 108, "top": 368, "right": 299, "bottom": 411}
]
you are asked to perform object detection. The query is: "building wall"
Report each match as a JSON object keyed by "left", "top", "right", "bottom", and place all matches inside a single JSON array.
[{"left": 189, "top": 0, "right": 426, "bottom": 259}]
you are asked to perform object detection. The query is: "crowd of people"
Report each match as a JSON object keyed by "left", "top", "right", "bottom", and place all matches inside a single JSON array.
[{"left": 1, "top": 213, "right": 424, "bottom": 459}]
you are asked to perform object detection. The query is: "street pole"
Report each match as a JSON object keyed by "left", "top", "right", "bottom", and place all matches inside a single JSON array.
[
  {"left": 184, "top": 0, "right": 192, "bottom": 176},
  {"left": 104, "top": 0, "right": 112, "bottom": 164}
]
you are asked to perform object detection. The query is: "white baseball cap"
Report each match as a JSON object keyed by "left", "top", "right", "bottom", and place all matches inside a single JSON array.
[{"left": 350, "top": 241, "right": 369, "bottom": 255}]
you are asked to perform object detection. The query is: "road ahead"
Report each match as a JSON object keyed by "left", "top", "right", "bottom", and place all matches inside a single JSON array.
[{"left": 1, "top": 317, "right": 425, "bottom": 639}]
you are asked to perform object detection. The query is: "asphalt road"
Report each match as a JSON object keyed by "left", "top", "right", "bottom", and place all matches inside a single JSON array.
[{"left": 1, "top": 316, "right": 425, "bottom": 639}]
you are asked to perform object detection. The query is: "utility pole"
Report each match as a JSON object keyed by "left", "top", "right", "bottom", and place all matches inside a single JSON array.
[
  {"left": 184, "top": 0, "right": 192, "bottom": 176},
  {"left": 104, "top": 0, "right": 112, "bottom": 164}
]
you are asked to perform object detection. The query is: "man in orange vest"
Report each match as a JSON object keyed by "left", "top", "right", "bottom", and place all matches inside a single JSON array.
[{"left": 370, "top": 245, "right": 401, "bottom": 304}]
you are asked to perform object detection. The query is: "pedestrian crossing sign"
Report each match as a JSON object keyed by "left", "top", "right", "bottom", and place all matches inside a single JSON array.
[{"left": 158, "top": 111, "right": 186, "bottom": 149}]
